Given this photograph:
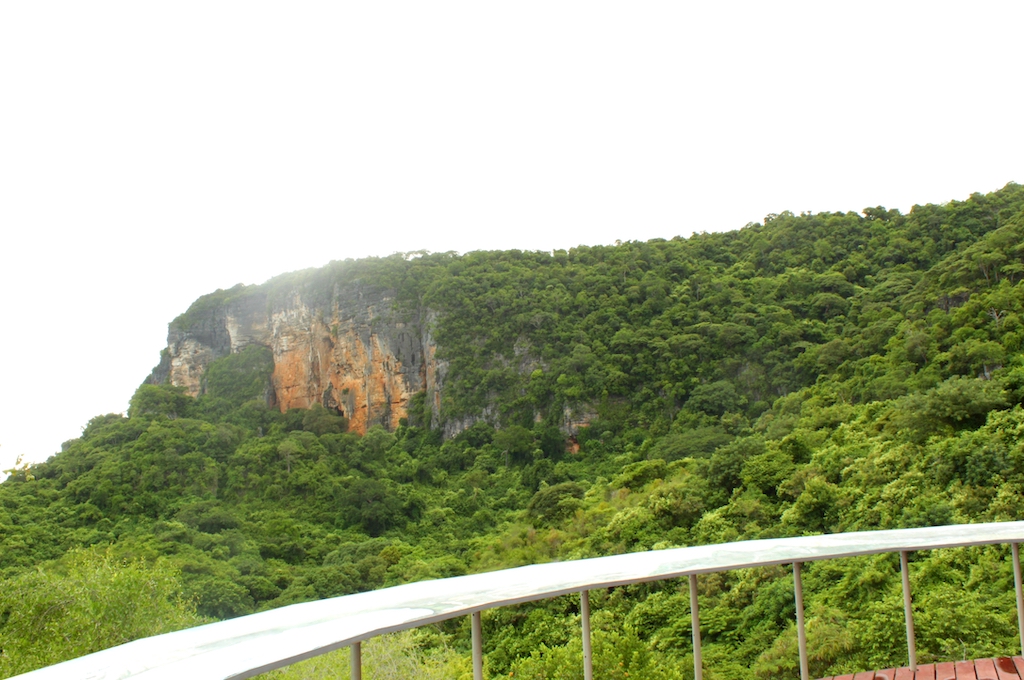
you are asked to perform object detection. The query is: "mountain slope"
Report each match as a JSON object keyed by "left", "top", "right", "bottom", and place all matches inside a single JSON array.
[{"left": 2, "top": 183, "right": 1024, "bottom": 678}]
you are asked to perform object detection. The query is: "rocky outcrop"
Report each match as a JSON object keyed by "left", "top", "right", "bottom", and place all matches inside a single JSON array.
[{"left": 148, "top": 283, "right": 446, "bottom": 435}]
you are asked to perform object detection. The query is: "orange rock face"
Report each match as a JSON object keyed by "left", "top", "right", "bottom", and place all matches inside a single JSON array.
[
  {"left": 154, "top": 285, "right": 443, "bottom": 435},
  {"left": 269, "top": 306, "right": 417, "bottom": 433}
]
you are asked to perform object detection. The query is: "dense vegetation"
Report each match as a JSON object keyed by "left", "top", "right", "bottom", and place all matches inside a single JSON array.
[{"left": 3, "top": 183, "right": 1024, "bottom": 678}]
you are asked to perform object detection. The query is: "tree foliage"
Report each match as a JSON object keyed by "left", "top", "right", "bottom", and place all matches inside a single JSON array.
[
  {"left": 0, "top": 548, "right": 203, "bottom": 677},
  {"left": 3, "top": 183, "right": 1024, "bottom": 678}
]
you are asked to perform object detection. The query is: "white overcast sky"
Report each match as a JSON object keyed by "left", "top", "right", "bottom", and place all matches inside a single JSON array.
[{"left": 1, "top": 1, "right": 1022, "bottom": 472}]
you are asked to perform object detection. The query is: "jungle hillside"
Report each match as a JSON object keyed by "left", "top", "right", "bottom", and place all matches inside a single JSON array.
[{"left": 3, "top": 183, "right": 1024, "bottom": 679}]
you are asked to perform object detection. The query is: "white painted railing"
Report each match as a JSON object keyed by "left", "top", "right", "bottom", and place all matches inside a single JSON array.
[{"left": 13, "top": 521, "right": 1024, "bottom": 680}]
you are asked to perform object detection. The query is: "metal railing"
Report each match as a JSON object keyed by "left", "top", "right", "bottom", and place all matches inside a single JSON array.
[{"left": 14, "top": 521, "right": 1024, "bottom": 680}]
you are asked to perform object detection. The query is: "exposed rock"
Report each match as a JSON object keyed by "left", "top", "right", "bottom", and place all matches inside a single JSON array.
[
  {"left": 441, "top": 406, "right": 497, "bottom": 441},
  {"left": 147, "top": 283, "right": 444, "bottom": 435},
  {"left": 562, "top": 403, "right": 597, "bottom": 435}
]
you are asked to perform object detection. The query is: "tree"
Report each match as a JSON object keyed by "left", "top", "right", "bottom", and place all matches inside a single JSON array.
[
  {"left": 686, "top": 380, "right": 744, "bottom": 416},
  {"left": 128, "top": 384, "right": 193, "bottom": 420}
]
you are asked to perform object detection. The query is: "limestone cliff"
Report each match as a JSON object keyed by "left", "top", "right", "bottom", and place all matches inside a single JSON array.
[{"left": 148, "top": 283, "right": 445, "bottom": 435}]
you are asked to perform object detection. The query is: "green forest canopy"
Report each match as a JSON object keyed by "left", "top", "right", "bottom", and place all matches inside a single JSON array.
[{"left": 3, "top": 183, "right": 1024, "bottom": 678}]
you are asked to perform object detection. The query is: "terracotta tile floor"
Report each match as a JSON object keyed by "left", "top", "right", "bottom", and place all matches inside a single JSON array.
[{"left": 818, "top": 656, "right": 1024, "bottom": 680}]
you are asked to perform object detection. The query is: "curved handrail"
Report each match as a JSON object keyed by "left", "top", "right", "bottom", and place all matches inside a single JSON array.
[{"left": 13, "top": 521, "right": 1024, "bottom": 679}]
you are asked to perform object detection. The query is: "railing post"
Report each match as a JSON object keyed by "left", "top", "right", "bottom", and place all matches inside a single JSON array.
[
  {"left": 793, "top": 562, "right": 809, "bottom": 680},
  {"left": 1014, "top": 543, "right": 1024, "bottom": 654},
  {"left": 581, "top": 590, "right": 594, "bottom": 680},
  {"left": 472, "top": 611, "right": 483, "bottom": 680},
  {"left": 900, "top": 551, "right": 917, "bottom": 671},
  {"left": 350, "top": 641, "right": 361, "bottom": 680},
  {"left": 689, "top": 574, "right": 703, "bottom": 680}
]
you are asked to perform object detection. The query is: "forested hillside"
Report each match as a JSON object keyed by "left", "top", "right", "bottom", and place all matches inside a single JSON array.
[{"left": 3, "top": 184, "right": 1024, "bottom": 678}]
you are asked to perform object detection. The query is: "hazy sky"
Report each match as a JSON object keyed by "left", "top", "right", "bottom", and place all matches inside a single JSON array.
[{"left": 1, "top": 1, "right": 1022, "bottom": 472}]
